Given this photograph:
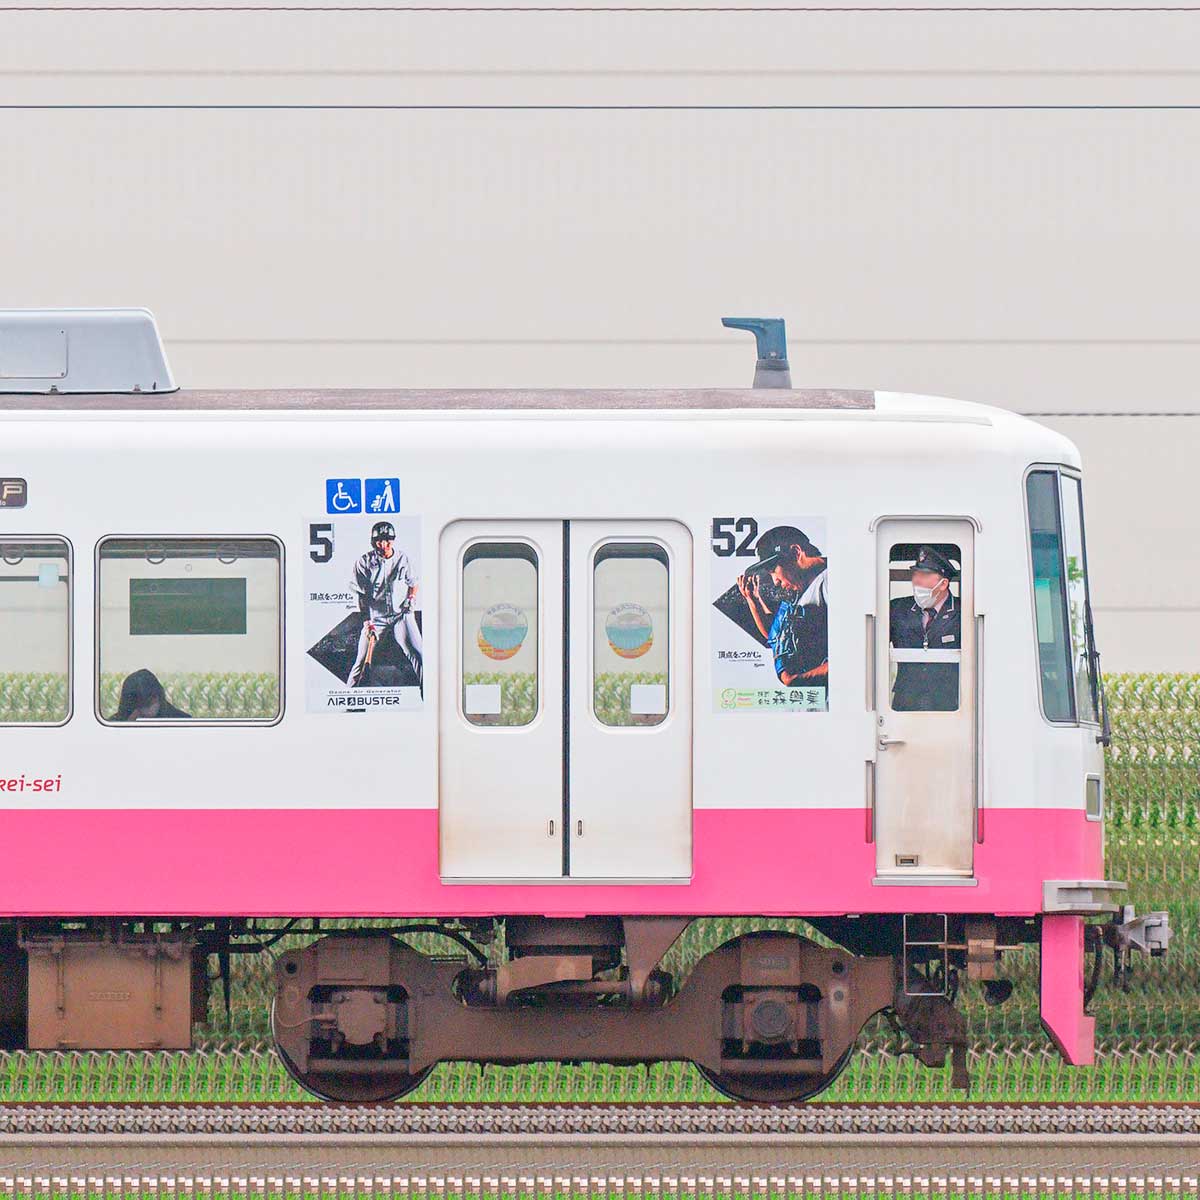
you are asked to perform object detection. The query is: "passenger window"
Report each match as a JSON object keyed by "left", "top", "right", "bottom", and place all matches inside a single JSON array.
[
  {"left": 1060, "top": 476, "right": 1100, "bottom": 724},
  {"left": 97, "top": 538, "right": 282, "bottom": 723},
  {"left": 0, "top": 538, "right": 71, "bottom": 725},
  {"left": 462, "top": 543, "right": 538, "bottom": 727},
  {"left": 593, "top": 543, "right": 669, "bottom": 727},
  {"left": 886, "top": 542, "right": 962, "bottom": 713},
  {"left": 1026, "top": 471, "right": 1074, "bottom": 722}
]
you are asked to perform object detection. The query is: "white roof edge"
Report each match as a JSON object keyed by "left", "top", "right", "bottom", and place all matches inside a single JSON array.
[{"left": 0, "top": 308, "right": 177, "bottom": 395}]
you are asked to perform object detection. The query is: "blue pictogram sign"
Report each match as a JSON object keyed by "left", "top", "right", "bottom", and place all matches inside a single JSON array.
[
  {"left": 365, "top": 478, "right": 400, "bottom": 514},
  {"left": 326, "top": 478, "right": 362, "bottom": 514}
]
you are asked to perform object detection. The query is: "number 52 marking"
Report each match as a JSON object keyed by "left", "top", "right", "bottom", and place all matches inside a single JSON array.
[{"left": 711, "top": 517, "right": 758, "bottom": 557}]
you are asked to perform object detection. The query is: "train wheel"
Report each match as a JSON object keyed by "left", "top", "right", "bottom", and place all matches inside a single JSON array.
[
  {"left": 697, "top": 1044, "right": 854, "bottom": 1104},
  {"left": 271, "top": 1000, "right": 432, "bottom": 1103}
]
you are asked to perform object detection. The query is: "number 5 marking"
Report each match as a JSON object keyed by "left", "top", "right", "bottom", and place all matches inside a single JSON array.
[{"left": 309, "top": 523, "right": 334, "bottom": 563}]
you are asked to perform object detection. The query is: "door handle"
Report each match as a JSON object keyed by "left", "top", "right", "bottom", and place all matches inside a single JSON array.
[{"left": 878, "top": 734, "right": 906, "bottom": 750}]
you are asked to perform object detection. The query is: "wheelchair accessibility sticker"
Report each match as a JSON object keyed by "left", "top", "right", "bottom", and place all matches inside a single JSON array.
[{"left": 326, "top": 478, "right": 362, "bottom": 514}]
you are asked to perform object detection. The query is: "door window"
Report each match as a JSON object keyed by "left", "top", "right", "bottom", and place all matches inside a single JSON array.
[
  {"left": 461, "top": 542, "right": 538, "bottom": 727},
  {"left": 97, "top": 537, "right": 282, "bottom": 723},
  {"left": 0, "top": 538, "right": 71, "bottom": 725},
  {"left": 886, "top": 542, "right": 962, "bottom": 713},
  {"left": 592, "top": 542, "right": 669, "bottom": 727}
]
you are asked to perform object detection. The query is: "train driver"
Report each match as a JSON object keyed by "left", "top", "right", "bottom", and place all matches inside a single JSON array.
[
  {"left": 889, "top": 544, "right": 961, "bottom": 712},
  {"left": 737, "top": 525, "right": 829, "bottom": 689}
]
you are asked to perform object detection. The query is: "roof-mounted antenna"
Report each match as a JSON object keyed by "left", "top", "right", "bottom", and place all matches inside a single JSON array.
[{"left": 721, "top": 316, "right": 791, "bottom": 389}]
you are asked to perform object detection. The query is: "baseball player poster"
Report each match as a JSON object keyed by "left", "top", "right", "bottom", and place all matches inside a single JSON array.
[
  {"left": 710, "top": 515, "right": 829, "bottom": 713},
  {"left": 305, "top": 512, "right": 424, "bottom": 713}
]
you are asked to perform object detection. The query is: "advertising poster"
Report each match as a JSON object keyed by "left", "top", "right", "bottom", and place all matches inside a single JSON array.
[
  {"left": 305, "top": 486, "right": 423, "bottom": 713},
  {"left": 710, "top": 516, "right": 829, "bottom": 713}
]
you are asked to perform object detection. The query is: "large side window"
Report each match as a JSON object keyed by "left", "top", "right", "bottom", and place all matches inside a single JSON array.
[
  {"left": 461, "top": 542, "right": 538, "bottom": 727},
  {"left": 1060, "top": 476, "right": 1100, "bottom": 724},
  {"left": 1026, "top": 471, "right": 1074, "bottom": 722},
  {"left": 97, "top": 538, "right": 282, "bottom": 723},
  {"left": 592, "top": 542, "right": 669, "bottom": 727},
  {"left": 0, "top": 538, "right": 71, "bottom": 725}
]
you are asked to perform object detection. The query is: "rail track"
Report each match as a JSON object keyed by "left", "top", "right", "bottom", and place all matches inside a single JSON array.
[{"left": 0, "top": 1105, "right": 1197, "bottom": 1196}]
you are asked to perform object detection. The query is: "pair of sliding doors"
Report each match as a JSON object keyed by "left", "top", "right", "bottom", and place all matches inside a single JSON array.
[{"left": 439, "top": 520, "right": 692, "bottom": 882}]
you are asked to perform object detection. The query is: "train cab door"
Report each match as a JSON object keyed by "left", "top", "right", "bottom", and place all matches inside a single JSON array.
[
  {"left": 439, "top": 522, "right": 565, "bottom": 880},
  {"left": 567, "top": 521, "right": 692, "bottom": 880},
  {"left": 873, "top": 520, "right": 977, "bottom": 880}
]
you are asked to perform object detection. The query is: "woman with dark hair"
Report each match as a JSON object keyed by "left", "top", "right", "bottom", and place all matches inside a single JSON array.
[{"left": 114, "top": 669, "right": 191, "bottom": 721}]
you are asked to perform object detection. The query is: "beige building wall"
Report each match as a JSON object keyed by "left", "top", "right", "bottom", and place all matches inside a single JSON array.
[{"left": 1, "top": 1, "right": 1197, "bottom": 669}]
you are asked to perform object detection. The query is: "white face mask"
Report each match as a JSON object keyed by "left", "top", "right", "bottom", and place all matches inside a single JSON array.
[{"left": 913, "top": 584, "right": 938, "bottom": 610}]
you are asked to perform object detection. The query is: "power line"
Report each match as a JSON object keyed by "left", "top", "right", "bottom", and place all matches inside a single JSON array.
[
  {"left": 2, "top": 4, "right": 1199, "bottom": 12},
  {"left": 5, "top": 102, "right": 1200, "bottom": 108}
]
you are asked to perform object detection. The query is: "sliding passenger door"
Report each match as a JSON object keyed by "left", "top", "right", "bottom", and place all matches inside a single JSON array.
[
  {"left": 568, "top": 522, "right": 692, "bottom": 879},
  {"left": 439, "top": 522, "right": 564, "bottom": 880},
  {"left": 439, "top": 519, "right": 692, "bottom": 882}
]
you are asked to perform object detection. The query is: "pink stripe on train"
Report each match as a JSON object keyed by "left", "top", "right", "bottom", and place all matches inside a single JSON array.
[{"left": 0, "top": 807, "right": 1101, "bottom": 918}]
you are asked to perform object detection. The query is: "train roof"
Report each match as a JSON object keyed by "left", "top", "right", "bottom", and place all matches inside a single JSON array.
[{"left": 1, "top": 387, "right": 1009, "bottom": 420}]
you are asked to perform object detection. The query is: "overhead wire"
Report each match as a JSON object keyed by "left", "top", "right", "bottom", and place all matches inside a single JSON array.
[{"left": 2, "top": 4, "right": 1200, "bottom": 12}]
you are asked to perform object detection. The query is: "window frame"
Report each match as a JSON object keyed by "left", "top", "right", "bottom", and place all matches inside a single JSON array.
[
  {"left": 1024, "top": 465, "right": 1101, "bottom": 729},
  {"left": 94, "top": 534, "right": 286, "bottom": 728},
  {"left": 459, "top": 537, "right": 542, "bottom": 730},
  {"left": 589, "top": 537, "right": 672, "bottom": 730},
  {"left": 0, "top": 535, "right": 74, "bottom": 728}
]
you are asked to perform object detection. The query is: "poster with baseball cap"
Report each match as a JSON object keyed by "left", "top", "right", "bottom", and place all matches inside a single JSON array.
[
  {"left": 305, "top": 501, "right": 424, "bottom": 714},
  {"left": 710, "top": 516, "right": 829, "bottom": 713}
]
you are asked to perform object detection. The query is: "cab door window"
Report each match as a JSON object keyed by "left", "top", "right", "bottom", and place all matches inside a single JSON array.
[
  {"left": 886, "top": 542, "right": 962, "bottom": 712},
  {"left": 97, "top": 537, "right": 282, "bottom": 723},
  {"left": 0, "top": 538, "right": 71, "bottom": 725}
]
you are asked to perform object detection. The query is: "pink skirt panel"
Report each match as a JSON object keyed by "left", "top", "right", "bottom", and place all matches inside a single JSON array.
[{"left": 0, "top": 807, "right": 1102, "bottom": 918}]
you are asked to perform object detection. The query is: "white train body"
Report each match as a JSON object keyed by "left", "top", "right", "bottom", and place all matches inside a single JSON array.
[{"left": 0, "top": 310, "right": 1159, "bottom": 1103}]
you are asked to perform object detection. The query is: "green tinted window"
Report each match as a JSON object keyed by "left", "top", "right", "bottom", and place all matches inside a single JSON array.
[
  {"left": 0, "top": 539, "right": 71, "bottom": 725},
  {"left": 1027, "top": 471, "right": 1074, "bottom": 722}
]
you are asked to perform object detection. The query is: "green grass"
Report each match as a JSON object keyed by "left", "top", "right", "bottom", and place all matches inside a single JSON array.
[
  {"left": 0, "top": 672, "right": 68, "bottom": 724},
  {"left": 0, "top": 671, "right": 1194, "bottom": 1104},
  {"left": 99, "top": 672, "right": 279, "bottom": 721},
  {"left": 0, "top": 672, "right": 280, "bottom": 722}
]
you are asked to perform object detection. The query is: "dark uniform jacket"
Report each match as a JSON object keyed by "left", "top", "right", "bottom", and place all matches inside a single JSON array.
[{"left": 889, "top": 594, "right": 961, "bottom": 712}]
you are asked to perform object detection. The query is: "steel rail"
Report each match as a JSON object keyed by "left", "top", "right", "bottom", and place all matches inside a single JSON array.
[
  {"left": 0, "top": 1130, "right": 1199, "bottom": 1183},
  {"left": 0, "top": 1106, "right": 1198, "bottom": 1182},
  {"left": 2, "top": 1102, "right": 1199, "bottom": 1137}
]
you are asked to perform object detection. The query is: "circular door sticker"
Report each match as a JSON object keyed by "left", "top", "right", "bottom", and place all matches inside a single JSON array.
[
  {"left": 605, "top": 602, "right": 654, "bottom": 659},
  {"left": 478, "top": 603, "right": 529, "bottom": 661}
]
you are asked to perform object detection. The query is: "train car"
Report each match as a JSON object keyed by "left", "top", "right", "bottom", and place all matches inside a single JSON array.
[{"left": 0, "top": 308, "right": 1169, "bottom": 1103}]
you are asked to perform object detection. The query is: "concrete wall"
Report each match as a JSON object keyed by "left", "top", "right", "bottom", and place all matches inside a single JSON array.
[{"left": 1, "top": 1, "right": 1197, "bottom": 669}]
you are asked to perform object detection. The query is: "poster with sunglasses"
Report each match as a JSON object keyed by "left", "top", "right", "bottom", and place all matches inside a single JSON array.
[
  {"left": 710, "top": 515, "right": 829, "bottom": 714},
  {"left": 304, "top": 513, "right": 424, "bottom": 714}
]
